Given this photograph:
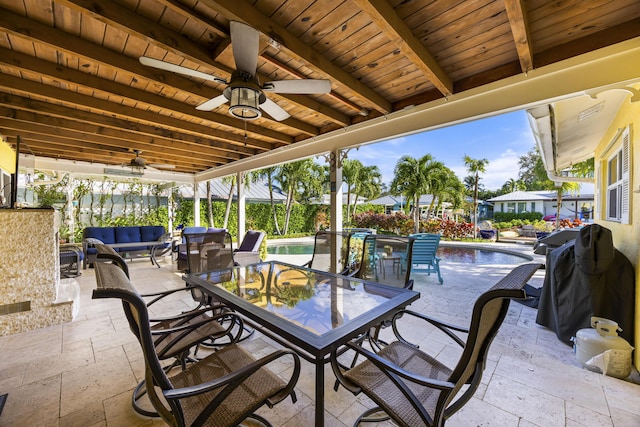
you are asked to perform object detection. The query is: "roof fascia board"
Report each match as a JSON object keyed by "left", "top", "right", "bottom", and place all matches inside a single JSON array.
[{"left": 196, "top": 37, "right": 640, "bottom": 182}]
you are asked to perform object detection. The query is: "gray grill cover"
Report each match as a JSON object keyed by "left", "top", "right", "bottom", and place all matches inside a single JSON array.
[{"left": 536, "top": 224, "right": 635, "bottom": 345}]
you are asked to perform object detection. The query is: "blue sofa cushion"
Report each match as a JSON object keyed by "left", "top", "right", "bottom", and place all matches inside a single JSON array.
[
  {"left": 140, "top": 226, "right": 169, "bottom": 248},
  {"left": 84, "top": 227, "right": 116, "bottom": 244},
  {"left": 115, "top": 226, "right": 144, "bottom": 252},
  {"left": 83, "top": 227, "right": 116, "bottom": 255}
]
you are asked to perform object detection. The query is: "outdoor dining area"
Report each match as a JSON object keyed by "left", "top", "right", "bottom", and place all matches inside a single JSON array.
[{"left": 2, "top": 229, "right": 640, "bottom": 427}]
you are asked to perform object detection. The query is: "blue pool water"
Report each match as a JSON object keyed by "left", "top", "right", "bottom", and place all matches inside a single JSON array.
[
  {"left": 267, "top": 243, "right": 529, "bottom": 264},
  {"left": 267, "top": 242, "right": 314, "bottom": 255}
]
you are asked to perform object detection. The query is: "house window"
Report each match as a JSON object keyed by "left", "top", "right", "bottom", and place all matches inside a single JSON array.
[
  {"left": 517, "top": 202, "right": 525, "bottom": 213},
  {"left": 507, "top": 202, "right": 515, "bottom": 213},
  {"left": 603, "top": 126, "right": 631, "bottom": 224},
  {"left": 530, "top": 202, "right": 536, "bottom": 212}
]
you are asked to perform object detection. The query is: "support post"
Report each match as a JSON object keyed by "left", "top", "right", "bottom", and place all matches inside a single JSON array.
[
  {"left": 329, "top": 149, "right": 345, "bottom": 273},
  {"left": 237, "top": 171, "right": 246, "bottom": 243},
  {"left": 193, "top": 182, "right": 201, "bottom": 226}
]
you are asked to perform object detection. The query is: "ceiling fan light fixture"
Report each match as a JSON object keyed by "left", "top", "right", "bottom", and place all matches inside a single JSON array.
[{"left": 228, "top": 87, "right": 262, "bottom": 120}]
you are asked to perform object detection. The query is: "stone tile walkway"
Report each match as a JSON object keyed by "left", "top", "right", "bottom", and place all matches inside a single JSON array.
[{"left": 1, "top": 241, "right": 639, "bottom": 426}]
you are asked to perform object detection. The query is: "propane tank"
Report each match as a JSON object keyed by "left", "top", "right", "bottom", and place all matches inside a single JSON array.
[{"left": 573, "top": 317, "right": 633, "bottom": 379}]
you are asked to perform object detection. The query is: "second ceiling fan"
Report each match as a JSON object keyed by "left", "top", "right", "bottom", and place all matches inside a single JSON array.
[{"left": 140, "top": 21, "right": 331, "bottom": 121}]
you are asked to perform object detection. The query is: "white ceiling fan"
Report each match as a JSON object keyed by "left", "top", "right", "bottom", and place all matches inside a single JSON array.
[{"left": 139, "top": 21, "right": 331, "bottom": 121}]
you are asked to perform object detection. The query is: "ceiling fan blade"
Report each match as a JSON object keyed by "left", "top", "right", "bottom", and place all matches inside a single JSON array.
[
  {"left": 230, "top": 21, "right": 259, "bottom": 75},
  {"left": 263, "top": 79, "right": 331, "bottom": 94},
  {"left": 139, "top": 57, "right": 225, "bottom": 83},
  {"left": 196, "top": 94, "right": 229, "bottom": 111},
  {"left": 260, "top": 98, "right": 290, "bottom": 121}
]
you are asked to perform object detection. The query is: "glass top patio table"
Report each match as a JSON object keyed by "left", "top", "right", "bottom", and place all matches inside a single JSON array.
[{"left": 184, "top": 260, "right": 419, "bottom": 426}]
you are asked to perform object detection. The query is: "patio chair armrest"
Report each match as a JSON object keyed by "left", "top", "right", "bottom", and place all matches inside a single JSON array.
[
  {"left": 163, "top": 348, "right": 300, "bottom": 401},
  {"left": 142, "top": 285, "right": 226, "bottom": 309},
  {"left": 151, "top": 310, "right": 240, "bottom": 336},
  {"left": 391, "top": 309, "right": 468, "bottom": 348},
  {"left": 148, "top": 305, "right": 229, "bottom": 324},
  {"left": 332, "top": 341, "right": 456, "bottom": 394}
]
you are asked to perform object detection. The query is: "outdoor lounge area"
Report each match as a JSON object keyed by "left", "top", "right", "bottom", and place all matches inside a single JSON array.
[{"left": 1, "top": 242, "right": 639, "bottom": 426}]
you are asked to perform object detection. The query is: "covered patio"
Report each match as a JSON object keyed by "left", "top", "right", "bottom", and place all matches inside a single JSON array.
[
  {"left": 1, "top": 1, "right": 640, "bottom": 425},
  {"left": 1, "top": 246, "right": 639, "bottom": 426}
]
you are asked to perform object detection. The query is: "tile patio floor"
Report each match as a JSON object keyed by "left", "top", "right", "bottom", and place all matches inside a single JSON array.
[{"left": 1, "top": 241, "right": 640, "bottom": 426}]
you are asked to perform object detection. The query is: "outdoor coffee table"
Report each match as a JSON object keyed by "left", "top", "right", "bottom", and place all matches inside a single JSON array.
[{"left": 184, "top": 261, "right": 419, "bottom": 427}]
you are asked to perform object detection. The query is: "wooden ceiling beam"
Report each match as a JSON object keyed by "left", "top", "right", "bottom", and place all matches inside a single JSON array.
[
  {"left": 3, "top": 129, "right": 204, "bottom": 170},
  {"left": 0, "top": 93, "right": 253, "bottom": 160},
  {"left": 0, "top": 8, "right": 224, "bottom": 102},
  {"left": 47, "top": 1, "right": 342, "bottom": 130},
  {"left": 352, "top": 0, "right": 453, "bottom": 97},
  {"left": 0, "top": 108, "right": 232, "bottom": 165},
  {"left": 154, "top": 0, "right": 229, "bottom": 38},
  {"left": 0, "top": 74, "right": 287, "bottom": 152},
  {"left": 201, "top": 0, "right": 392, "bottom": 114},
  {"left": 504, "top": 0, "right": 534, "bottom": 72},
  {"left": 0, "top": 46, "right": 305, "bottom": 143},
  {"left": 4, "top": 133, "right": 204, "bottom": 173},
  {"left": 260, "top": 54, "right": 359, "bottom": 122},
  {"left": 57, "top": 0, "right": 234, "bottom": 76}
]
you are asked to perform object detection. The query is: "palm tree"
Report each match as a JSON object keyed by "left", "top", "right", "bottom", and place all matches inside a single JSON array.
[
  {"left": 390, "top": 154, "right": 440, "bottom": 233},
  {"left": 251, "top": 166, "right": 282, "bottom": 235},
  {"left": 428, "top": 167, "right": 465, "bottom": 217},
  {"left": 351, "top": 164, "right": 382, "bottom": 219},
  {"left": 502, "top": 178, "right": 527, "bottom": 193},
  {"left": 463, "top": 155, "right": 489, "bottom": 238},
  {"left": 275, "top": 159, "right": 326, "bottom": 234},
  {"left": 342, "top": 159, "right": 362, "bottom": 220},
  {"left": 421, "top": 160, "right": 449, "bottom": 217}
]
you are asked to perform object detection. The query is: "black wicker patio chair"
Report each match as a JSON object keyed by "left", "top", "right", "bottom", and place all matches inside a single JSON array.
[
  {"left": 331, "top": 263, "right": 542, "bottom": 427},
  {"left": 92, "top": 262, "right": 300, "bottom": 427},
  {"left": 95, "top": 244, "right": 243, "bottom": 417}
]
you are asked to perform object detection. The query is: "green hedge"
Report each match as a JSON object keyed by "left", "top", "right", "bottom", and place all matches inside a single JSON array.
[{"left": 493, "top": 212, "right": 543, "bottom": 222}]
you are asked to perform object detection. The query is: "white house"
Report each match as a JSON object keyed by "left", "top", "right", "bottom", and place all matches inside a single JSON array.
[{"left": 488, "top": 190, "right": 594, "bottom": 220}]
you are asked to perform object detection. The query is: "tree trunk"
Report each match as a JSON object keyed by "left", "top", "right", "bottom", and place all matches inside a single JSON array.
[
  {"left": 268, "top": 176, "right": 281, "bottom": 235},
  {"left": 206, "top": 181, "right": 213, "bottom": 227},
  {"left": 473, "top": 173, "right": 479, "bottom": 239},
  {"left": 283, "top": 186, "right": 294, "bottom": 234},
  {"left": 351, "top": 189, "right": 361, "bottom": 220},
  {"left": 414, "top": 194, "right": 420, "bottom": 233},
  {"left": 223, "top": 180, "right": 234, "bottom": 228}
]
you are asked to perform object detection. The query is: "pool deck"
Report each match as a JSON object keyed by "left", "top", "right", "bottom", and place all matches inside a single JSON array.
[
  {"left": 265, "top": 236, "right": 544, "bottom": 266},
  {"left": 1, "top": 239, "right": 639, "bottom": 426}
]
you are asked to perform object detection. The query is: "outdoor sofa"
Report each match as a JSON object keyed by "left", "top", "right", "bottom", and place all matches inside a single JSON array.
[{"left": 82, "top": 225, "right": 170, "bottom": 268}]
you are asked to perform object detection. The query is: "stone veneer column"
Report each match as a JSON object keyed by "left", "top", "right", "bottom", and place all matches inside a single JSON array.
[{"left": 0, "top": 208, "right": 73, "bottom": 335}]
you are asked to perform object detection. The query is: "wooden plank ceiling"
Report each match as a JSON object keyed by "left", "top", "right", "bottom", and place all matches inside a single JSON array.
[{"left": 0, "top": 0, "right": 639, "bottom": 175}]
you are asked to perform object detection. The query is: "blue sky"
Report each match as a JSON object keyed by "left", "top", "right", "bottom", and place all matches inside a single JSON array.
[{"left": 347, "top": 109, "right": 536, "bottom": 191}]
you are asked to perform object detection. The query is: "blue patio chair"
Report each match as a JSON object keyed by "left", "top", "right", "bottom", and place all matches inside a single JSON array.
[{"left": 409, "top": 233, "right": 443, "bottom": 284}]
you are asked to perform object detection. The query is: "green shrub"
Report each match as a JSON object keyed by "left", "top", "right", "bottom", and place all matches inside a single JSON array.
[{"left": 493, "top": 212, "right": 543, "bottom": 222}]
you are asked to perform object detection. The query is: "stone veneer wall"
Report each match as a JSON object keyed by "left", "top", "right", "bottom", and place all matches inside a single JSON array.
[{"left": 0, "top": 209, "right": 72, "bottom": 335}]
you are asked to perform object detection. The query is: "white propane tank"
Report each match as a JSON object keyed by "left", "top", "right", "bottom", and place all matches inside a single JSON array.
[{"left": 573, "top": 317, "right": 634, "bottom": 379}]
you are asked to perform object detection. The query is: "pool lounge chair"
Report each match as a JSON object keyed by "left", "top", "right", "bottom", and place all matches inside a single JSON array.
[{"left": 409, "top": 233, "right": 443, "bottom": 284}]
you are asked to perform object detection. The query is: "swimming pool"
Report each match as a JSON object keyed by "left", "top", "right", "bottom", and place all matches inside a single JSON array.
[
  {"left": 267, "top": 242, "right": 315, "bottom": 255},
  {"left": 267, "top": 242, "right": 531, "bottom": 264}
]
